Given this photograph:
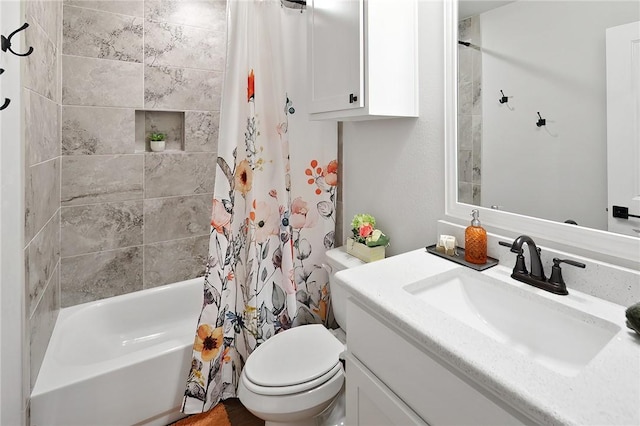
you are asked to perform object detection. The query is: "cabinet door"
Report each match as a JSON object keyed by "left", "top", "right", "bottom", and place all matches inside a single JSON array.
[
  {"left": 346, "top": 355, "right": 428, "bottom": 426},
  {"left": 308, "top": 0, "right": 364, "bottom": 113}
]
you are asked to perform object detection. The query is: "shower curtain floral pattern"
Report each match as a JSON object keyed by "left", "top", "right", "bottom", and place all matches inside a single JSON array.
[{"left": 182, "top": 0, "right": 337, "bottom": 413}]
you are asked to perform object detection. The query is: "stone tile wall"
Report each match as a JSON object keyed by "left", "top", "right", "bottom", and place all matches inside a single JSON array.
[
  {"left": 458, "top": 16, "right": 482, "bottom": 205},
  {"left": 24, "top": 0, "right": 63, "bottom": 393},
  {"left": 59, "top": 0, "right": 225, "bottom": 307}
]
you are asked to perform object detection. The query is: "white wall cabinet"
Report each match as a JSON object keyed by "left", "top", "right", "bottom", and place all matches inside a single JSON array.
[
  {"left": 346, "top": 300, "right": 530, "bottom": 425},
  {"left": 307, "top": 0, "right": 418, "bottom": 120}
]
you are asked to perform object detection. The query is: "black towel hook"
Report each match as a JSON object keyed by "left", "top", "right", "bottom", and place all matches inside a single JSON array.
[
  {"left": 0, "top": 98, "right": 10, "bottom": 111},
  {"left": 499, "top": 90, "right": 509, "bottom": 104},
  {"left": 536, "top": 112, "right": 546, "bottom": 127},
  {"left": 1, "top": 23, "right": 34, "bottom": 57}
]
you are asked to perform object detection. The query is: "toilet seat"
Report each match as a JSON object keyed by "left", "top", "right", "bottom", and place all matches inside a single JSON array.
[
  {"left": 242, "top": 361, "right": 342, "bottom": 396},
  {"left": 242, "top": 324, "right": 345, "bottom": 395}
]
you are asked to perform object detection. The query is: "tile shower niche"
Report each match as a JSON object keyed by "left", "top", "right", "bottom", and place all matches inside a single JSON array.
[{"left": 135, "top": 110, "right": 186, "bottom": 152}]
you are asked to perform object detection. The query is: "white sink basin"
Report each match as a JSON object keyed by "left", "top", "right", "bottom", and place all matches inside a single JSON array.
[{"left": 404, "top": 268, "right": 620, "bottom": 376}]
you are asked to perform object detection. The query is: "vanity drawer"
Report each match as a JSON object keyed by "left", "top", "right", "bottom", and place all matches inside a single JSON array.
[{"left": 347, "top": 300, "right": 528, "bottom": 426}]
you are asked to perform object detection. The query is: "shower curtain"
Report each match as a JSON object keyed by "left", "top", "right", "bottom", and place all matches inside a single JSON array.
[{"left": 182, "top": 0, "right": 338, "bottom": 413}]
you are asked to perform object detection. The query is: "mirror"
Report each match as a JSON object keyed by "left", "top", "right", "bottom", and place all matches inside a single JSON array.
[
  {"left": 444, "top": 0, "right": 640, "bottom": 267},
  {"left": 455, "top": 0, "right": 639, "bottom": 237}
]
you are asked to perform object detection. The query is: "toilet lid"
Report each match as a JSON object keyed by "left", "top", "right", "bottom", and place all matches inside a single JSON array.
[
  {"left": 241, "top": 361, "right": 343, "bottom": 396},
  {"left": 244, "top": 324, "right": 345, "bottom": 387}
]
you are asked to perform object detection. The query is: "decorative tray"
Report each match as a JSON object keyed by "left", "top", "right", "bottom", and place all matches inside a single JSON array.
[{"left": 425, "top": 244, "right": 499, "bottom": 271}]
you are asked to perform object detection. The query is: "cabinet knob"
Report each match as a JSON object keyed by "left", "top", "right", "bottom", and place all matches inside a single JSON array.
[{"left": 349, "top": 93, "right": 358, "bottom": 103}]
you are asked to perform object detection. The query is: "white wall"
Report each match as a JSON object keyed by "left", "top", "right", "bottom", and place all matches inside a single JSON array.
[
  {"left": 341, "top": 0, "right": 446, "bottom": 256},
  {"left": 481, "top": 1, "right": 639, "bottom": 230},
  {"left": 1, "top": 1, "right": 26, "bottom": 424}
]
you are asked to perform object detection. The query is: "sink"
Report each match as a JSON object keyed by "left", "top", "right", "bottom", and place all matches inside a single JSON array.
[{"left": 403, "top": 268, "right": 620, "bottom": 376}]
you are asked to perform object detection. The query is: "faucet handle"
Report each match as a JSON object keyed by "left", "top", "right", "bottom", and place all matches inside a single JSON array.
[
  {"left": 548, "top": 258, "right": 586, "bottom": 290},
  {"left": 554, "top": 258, "right": 586, "bottom": 269},
  {"left": 498, "top": 240, "right": 528, "bottom": 275},
  {"left": 498, "top": 240, "right": 520, "bottom": 253}
]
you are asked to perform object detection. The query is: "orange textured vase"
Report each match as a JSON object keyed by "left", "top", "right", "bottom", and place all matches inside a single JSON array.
[{"left": 465, "top": 209, "right": 487, "bottom": 264}]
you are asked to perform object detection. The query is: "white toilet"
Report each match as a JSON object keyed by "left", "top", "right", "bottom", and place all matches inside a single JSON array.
[{"left": 237, "top": 247, "right": 364, "bottom": 426}]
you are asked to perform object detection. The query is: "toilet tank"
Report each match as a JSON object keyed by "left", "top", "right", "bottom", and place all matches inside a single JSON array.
[{"left": 325, "top": 247, "right": 365, "bottom": 332}]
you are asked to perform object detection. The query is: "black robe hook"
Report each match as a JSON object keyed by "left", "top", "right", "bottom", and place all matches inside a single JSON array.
[
  {"left": 0, "top": 98, "right": 10, "bottom": 111},
  {"left": 499, "top": 90, "right": 509, "bottom": 104},
  {"left": 1, "top": 23, "right": 34, "bottom": 57},
  {"left": 536, "top": 112, "right": 546, "bottom": 127}
]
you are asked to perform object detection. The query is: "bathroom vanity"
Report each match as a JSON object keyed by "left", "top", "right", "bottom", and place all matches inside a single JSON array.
[{"left": 337, "top": 246, "right": 640, "bottom": 425}]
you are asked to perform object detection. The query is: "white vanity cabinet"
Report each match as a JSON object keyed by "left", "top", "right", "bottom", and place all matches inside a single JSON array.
[
  {"left": 346, "top": 355, "right": 427, "bottom": 425},
  {"left": 307, "top": 0, "right": 418, "bottom": 120},
  {"left": 346, "top": 300, "right": 529, "bottom": 425}
]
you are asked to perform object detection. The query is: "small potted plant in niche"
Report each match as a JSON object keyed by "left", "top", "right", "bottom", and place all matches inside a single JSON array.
[
  {"left": 149, "top": 132, "right": 166, "bottom": 152},
  {"left": 346, "top": 213, "right": 390, "bottom": 262}
]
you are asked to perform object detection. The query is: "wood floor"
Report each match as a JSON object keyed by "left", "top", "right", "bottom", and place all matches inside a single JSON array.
[
  {"left": 224, "top": 399, "right": 264, "bottom": 426},
  {"left": 175, "top": 399, "right": 264, "bottom": 426}
]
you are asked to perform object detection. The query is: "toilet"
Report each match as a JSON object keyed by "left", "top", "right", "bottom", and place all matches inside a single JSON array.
[{"left": 237, "top": 247, "right": 364, "bottom": 426}]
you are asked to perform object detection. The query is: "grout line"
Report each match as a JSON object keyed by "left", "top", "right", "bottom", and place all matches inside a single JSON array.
[
  {"left": 60, "top": 233, "right": 210, "bottom": 261},
  {"left": 63, "top": 4, "right": 144, "bottom": 20},
  {"left": 26, "top": 12, "right": 57, "bottom": 55},
  {"left": 61, "top": 52, "right": 223, "bottom": 74},
  {"left": 61, "top": 244, "right": 145, "bottom": 260},
  {"left": 60, "top": 192, "right": 214, "bottom": 209},
  {"left": 24, "top": 206, "right": 61, "bottom": 251},
  {"left": 142, "top": 127, "right": 146, "bottom": 287},
  {"left": 59, "top": 151, "right": 215, "bottom": 159},
  {"left": 29, "top": 152, "right": 60, "bottom": 169},
  {"left": 61, "top": 52, "right": 143, "bottom": 66},
  {"left": 23, "top": 87, "right": 58, "bottom": 106},
  {"left": 60, "top": 102, "right": 220, "bottom": 113},
  {"left": 61, "top": 104, "right": 220, "bottom": 114},
  {"left": 28, "top": 258, "right": 61, "bottom": 321}
]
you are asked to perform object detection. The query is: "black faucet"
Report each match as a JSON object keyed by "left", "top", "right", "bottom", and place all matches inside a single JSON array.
[{"left": 498, "top": 235, "right": 580, "bottom": 295}]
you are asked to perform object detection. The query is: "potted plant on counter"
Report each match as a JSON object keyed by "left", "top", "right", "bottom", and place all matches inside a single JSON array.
[
  {"left": 346, "top": 213, "right": 390, "bottom": 262},
  {"left": 149, "top": 132, "right": 166, "bottom": 152}
]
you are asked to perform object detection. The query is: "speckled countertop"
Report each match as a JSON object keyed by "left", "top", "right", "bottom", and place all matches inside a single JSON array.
[{"left": 336, "top": 248, "right": 640, "bottom": 426}]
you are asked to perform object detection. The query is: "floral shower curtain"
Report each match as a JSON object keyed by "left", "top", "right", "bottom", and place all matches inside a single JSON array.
[{"left": 182, "top": 0, "right": 338, "bottom": 413}]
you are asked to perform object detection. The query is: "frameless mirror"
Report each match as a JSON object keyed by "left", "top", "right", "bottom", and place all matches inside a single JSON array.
[{"left": 456, "top": 0, "right": 639, "bottom": 238}]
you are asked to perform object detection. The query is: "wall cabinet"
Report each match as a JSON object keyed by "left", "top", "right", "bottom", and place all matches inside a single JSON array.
[
  {"left": 346, "top": 300, "right": 529, "bottom": 425},
  {"left": 307, "top": 0, "right": 418, "bottom": 120}
]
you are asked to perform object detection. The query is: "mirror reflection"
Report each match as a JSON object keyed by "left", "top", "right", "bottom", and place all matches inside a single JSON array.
[{"left": 457, "top": 0, "right": 640, "bottom": 238}]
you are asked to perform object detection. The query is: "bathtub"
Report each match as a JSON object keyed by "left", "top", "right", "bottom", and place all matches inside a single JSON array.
[{"left": 31, "top": 277, "right": 204, "bottom": 426}]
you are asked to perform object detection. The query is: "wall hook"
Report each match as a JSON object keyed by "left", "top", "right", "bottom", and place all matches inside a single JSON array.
[
  {"left": 536, "top": 112, "right": 546, "bottom": 127},
  {"left": 0, "top": 98, "right": 10, "bottom": 111},
  {"left": 499, "top": 90, "right": 509, "bottom": 104},
  {"left": 1, "top": 23, "right": 34, "bottom": 57},
  {"left": 0, "top": 68, "right": 4, "bottom": 75}
]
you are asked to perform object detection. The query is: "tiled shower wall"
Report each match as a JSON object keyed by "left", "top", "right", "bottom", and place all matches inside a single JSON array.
[
  {"left": 59, "top": 0, "right": 225, "bottom": 307},
  {"left": 24, "top": 0, "right": 62, "bottom": 392},
  {"left": 457, "top": 16, "right": 482, "bottom": 205}
]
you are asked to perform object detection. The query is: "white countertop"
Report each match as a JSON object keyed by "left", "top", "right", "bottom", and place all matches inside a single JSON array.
[{"left": 336, "top": 248, "right": 640, "bottom": 426}]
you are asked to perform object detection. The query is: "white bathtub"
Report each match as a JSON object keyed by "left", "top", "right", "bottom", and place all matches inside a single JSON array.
[{"left": 31, "top": 277, "right": 204, "bottom": 426}]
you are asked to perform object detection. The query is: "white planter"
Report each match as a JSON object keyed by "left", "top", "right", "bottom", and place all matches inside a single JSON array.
[
  {"left": 150, "top": 140, "right": 166, "bottom": 152},
  {"left": 346, "top": 237, "right": 385, "bottom": 263}
]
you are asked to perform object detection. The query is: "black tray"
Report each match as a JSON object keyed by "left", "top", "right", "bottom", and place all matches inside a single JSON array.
[{"left": 425, "top": 244, "right": 498, "bottom": 271}]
